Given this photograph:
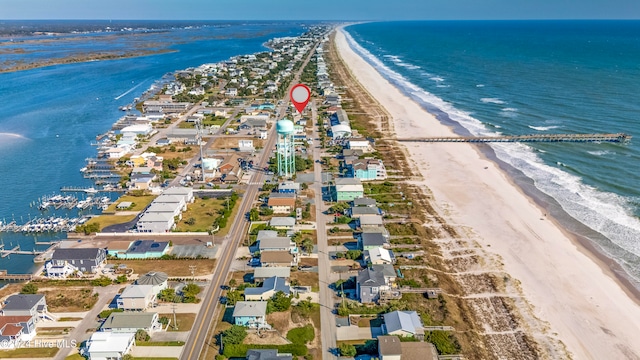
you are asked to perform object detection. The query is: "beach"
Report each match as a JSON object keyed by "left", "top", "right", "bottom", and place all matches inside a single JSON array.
[{"left": 335, "top": 26, "right": 640, "bottom": 360}]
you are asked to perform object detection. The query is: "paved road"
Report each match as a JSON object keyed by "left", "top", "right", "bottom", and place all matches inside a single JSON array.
[
  {"left": 181, "top": 39, "right": 323, "bottom": 360},
  {"left": 311, "top": 99, "right": 339, "bottom": 358},
  {"left": 53, "top": 285, "right": 122, "bottom": 360}
]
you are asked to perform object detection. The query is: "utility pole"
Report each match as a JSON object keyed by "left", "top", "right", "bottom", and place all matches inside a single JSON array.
[{"left": 189, "top": 265, "right": 196, "bottom": 281}]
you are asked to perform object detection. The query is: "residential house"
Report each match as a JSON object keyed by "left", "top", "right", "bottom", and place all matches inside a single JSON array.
[
  {"left": 358, "top": 215, "right": 384, "bottom": 228},
  {"left": 218, "top": 154, "right": 243, "bottom": 183},
  {"left": 162, "top": 186, "right": 195, "bottom": 203},
  {"left": 144, "top": 202, "right": 183, "bottom": 220},
  {"left": 101, "top": 312, "right": 161, "bottom": 333},
  {"left": 364, "top": 247, "right": 396, "bottom": 265},
  {"left": 246, "top": 349, "right": 293, "bottom": 360},
  {"left": 253, "top": 267, "right": 291, "bottom": 282},
  {"left": 349, "top": 206, "right": 381, "bottom": 219},
  {"left": 49, "top": 248, "right": 107, "bottom": 274},
  {"left": 347, "top": 139, "right": 372, "bottom": 152},
  {"left": 240, "top": 119, "right": 268, "bottom": 130},
  {"left": 117, "top": 284, "right": 156, "bottom": 311},
  {"left": 86, "top": 331, "right": 135, "bottom": 360},
  {"left": 233, "top": 301, "right": 268, "bottom": 328},
  {"left": 260, "top": 251, "right": 296, "bottom": 267},
  {"left": 377, "top": 335, "right": 402, "bottom": 360},
  {"left": 259, "top": 237, "right": 296, "bottom": 253},
  {"left": 267, "top": 195, "right": 296, "bottom": 214},
  {"left": 244, "top": 276, "right": 290, "bottom": 301},
  {"left": 129, "top": 174, "right": 156, "bottom": 190},
  {"left": 360, "top": 231, "right": 390, "bottom": 251},
  {"left": 153, "top": 194, "right": 187, "bottom": 212},
  {"left": 1, "top": 294, "right": 48, "bottom": 320},
  {"left": 0, "top": 315, "right": 36, "bottom": 345},
  {"left": 396, "top": 342, "right": 439, "bottom": 360},
  {"left": 382, "top": 310, "right": 425, "bottom": 339},
  {"left": 332, "top": 178, "right": 364, "bottom": 201},
  {"left": 122, "top": 240, "right": 170, "bottom": 259},
  {"left": 349, "top": 159, "right": 387, "bottom": 181},
  {"left": 256, "top": 230, "right": 279, "bottom": 242},
  {"left": 136, "top": 212, "right": 175, "bottom": 233},
  {"left": 269, "top": 217, "right": 295, "bottom": 230},
  {"left": 330, "top": 123, "right": 352, "bottom": 139},
  {"left": 135, "top": 271, "right": 169, "bottom": 294},
  {"left": 278, "top": 181, "right": 300, "bottom": 194},
  {"left": 224, "top": 88, "right": 238, "bottom": 97},
  {"left": 353, "top": 197, "right": 377, "bottom": 207},
  {"left": 356, "top": 267, "right": 390, "bottom": 304}
]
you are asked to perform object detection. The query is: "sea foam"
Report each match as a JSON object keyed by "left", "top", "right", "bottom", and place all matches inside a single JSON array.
[{"left": 343, "top": 28, "right": 640, "bottom": 263}]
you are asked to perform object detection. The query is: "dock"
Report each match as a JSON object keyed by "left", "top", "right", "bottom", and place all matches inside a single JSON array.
[
  {"left": 61, "top": 186, "right": 125, "bottom": 193},
  {"left": 0, "top": 270, "right": 32, "bottom": 281},
  {"left": 390, "top": 133, "right": 632, "bottom": 143}
]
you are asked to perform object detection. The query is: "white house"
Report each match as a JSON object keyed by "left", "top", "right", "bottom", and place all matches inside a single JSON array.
[
  {"left": 136, "top": 212, "right": 175, "bottom": 233},
  {"left": 86, "top": 332, "right": 135, "bottom": 360},
  {"left": 117, "top": 284, "right": 156, "bottom": 311}
]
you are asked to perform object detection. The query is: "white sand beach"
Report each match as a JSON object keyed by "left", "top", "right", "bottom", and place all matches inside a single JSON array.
[{"left": 335, "top": 27, "right": 640, "bottom": 359}]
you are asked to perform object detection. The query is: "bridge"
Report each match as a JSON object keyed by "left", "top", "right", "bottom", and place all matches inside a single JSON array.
[{"left": 387, "top": 133, "right": 631, "bottom": 144}]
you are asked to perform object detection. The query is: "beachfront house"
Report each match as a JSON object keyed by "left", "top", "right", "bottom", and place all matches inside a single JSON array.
[
  {"left": 360, "top": 231, "right": 390, "bottom": 251},
  {"left": 85, "top": 331, "right": 135, "bottom": 360},
  {"left": 377, "top": 335, "right": 402, "bottom": 360},
  {"left": 332, "top": 178, "right": 364, "bottom": 201},
  {"left": 244, "top": 276, "right": 290, "bottom": 301},
  {"left": 101, "top": 312, "right": 162, "bottom": 333},
  {"left": 122, "top": 240, "right": 170, "bottom": 259},
  {"left": 364, "top": 247, "right": 396, "bottom": 265},
  {"left": 49, "top": 248, "right": 107, "bottom": 275},
  {"left": 117, "top": 284, "right": 156, "bottom": 311},
  {"left": 357, "top": 265, "right": 397, "bottom": 304},
  {"left": 233, "top": 301, "right": 268, "bottom": 328},
  {"left": 382, "top": 310, "right": 425, "bottom": 339}
]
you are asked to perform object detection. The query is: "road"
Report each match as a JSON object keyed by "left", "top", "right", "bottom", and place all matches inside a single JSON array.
[
  {"left": 310, "top": 99, "right": 339, "bottom": 358},
  {"left": 53, "top": 285, "right": 122, "bottom": 360},
  {"left": 181, "top": 38, "right": 322, "bottom": 360}
]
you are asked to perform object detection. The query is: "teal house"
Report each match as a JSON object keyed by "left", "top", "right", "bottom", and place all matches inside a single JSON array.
[
  {"left": 232, "top": 301, "right": 268, "bottom": 328},
  {"left": 121, "top": 240, "right": 170, "bottom": 259},
  {"left": 332, "top": 178, "right": 364, "bottom": 202}
]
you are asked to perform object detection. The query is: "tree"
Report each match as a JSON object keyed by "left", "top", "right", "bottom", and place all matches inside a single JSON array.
[
  {"left": 135, "top": 329, "right": 150, "bottom": 342},
  {"left": 339, "top": 343, "right": 357, "bottom": 357},
  {"left": 267, "top": 291, "right": 291, "bottom": 313},
  {"left": 345, "top": 250, "right": 362, "bottom": 260},
  {"left": 20, "top": 283, "right": 38, "bottom": 294},
  {"left": 301, "top": 238, "right": 314, "bottom": 254},
  {"left": 249, "top": 208, "right": 260, "bottom": 221},
  {"left": 159, "top": 288, "right": 178, "bottom": 302},
  {"left": 221, "top": 325, "right": 247, "bottom": 345},
  {"left": 228, "top": 279, "right": 237, "bottom": 288},
  {"left": 225, "top": 290, "right": 243, "bottom": 306},
  {"left": 114, "top": 274, "right": 128, "bottom": 284}
]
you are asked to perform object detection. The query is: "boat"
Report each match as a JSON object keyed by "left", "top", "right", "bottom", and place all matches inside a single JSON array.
[{"left": 84, "top": 187, "right": 98, "bottom": 194}]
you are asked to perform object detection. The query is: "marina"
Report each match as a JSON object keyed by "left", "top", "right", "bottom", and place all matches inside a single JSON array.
[{"left": 0, "top": 216, "right": 90, "bottom": 233}]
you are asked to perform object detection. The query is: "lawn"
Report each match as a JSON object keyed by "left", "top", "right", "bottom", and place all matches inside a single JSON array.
[
  {"left": 214, "top": 195, "right": 242, "bottom": 238},
  {"left": 104, "top": 194, "right": 157, "bottom": 213},
  {"left": 159, "top": 312, "right": 197, "bottom": 331},
  {"left": 0, "top": 348, "right": 59, "bottom": 358},
  {"left": 44, "top": 288, "right": 98, "bottom": 312},
  {"left": 85, "top": 214, "right": 137, "bottom": 230},
  {"left": 137, "top": 341, "right": 185, "bottom": 346},
  {"left": 114, "top": 259, "right": 216, "bottom": 276},
  {"left": 174, "top": 197, "right": 224, "bottom": 232},
  {"left": 290, "top": 271, "right": 319, "bottom": 292}
]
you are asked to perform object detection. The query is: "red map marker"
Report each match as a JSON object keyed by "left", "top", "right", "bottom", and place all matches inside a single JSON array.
[{"left": 290, "top": 84, "right": 311, "bottom": 113}]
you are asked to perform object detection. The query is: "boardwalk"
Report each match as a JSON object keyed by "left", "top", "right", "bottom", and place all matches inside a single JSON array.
[{"left": 390, "top": 133, "right": 631, "bottom": 144}]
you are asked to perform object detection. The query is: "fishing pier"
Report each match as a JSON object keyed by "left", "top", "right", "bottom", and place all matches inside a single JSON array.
[{"left": 390, "top": 133, "right": 632, "bottom": 144}]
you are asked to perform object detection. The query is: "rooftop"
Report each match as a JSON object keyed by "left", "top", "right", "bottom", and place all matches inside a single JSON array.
[
  {"left": 102, "top": 312, "right": 157, "bottom": 330},
  {"left": 377, "top": 335, "right": 402, "bottom": 356},
  {"left": 127, "top": 240, "right": 169, "bottom": 254},
  {"left": 2, "top": 294, "right": 44, "bottom": 311},
  {"left": 233, "top": 301, "right": 267, "bottom": 317}
]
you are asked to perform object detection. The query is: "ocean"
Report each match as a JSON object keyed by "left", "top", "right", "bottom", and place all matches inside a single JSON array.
[
  {"left": 344, "top": 21, "right": 640, "bottom": 287},
  {"left": 0, "top": 21, "right": 306, "bottom": 276}
]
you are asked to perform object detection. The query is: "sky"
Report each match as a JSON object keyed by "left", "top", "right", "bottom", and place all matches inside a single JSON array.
[{"left": 1, "top": 0, "right": 639, "bottom": 20}]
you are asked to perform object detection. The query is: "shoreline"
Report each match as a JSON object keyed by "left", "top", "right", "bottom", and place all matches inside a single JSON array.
[{"left": 335, "top": 26, "right": 640, "bottom": 359}]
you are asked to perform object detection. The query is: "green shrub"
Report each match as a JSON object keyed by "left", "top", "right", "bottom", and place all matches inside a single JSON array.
[
  {"left": 286, "top": 324, "right": 314, "bottom": 345},
  {"left": 427, "top": 330, "right": 461, "bottom": 355},
  {"left": 223, "top": 343, "right": 307, "bottom": 358}
]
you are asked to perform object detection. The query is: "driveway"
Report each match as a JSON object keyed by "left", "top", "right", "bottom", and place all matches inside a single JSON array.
[{"left": 336, "top": 325, "right": 383, "bottom": 341}]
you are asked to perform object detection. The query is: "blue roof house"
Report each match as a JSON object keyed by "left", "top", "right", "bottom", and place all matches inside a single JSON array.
[{"left": 123, "top": 240, "right": 170, "bottom": 259}]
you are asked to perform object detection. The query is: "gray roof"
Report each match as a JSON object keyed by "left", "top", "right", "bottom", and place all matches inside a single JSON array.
[
  {"left": 253, "top": 267, "right": 290, "bottom": 280},
  {"left": 268, "top": 193, "right": 295, "bottom": 199},
  {"left": 3, "top": 294, "right": 45, "bottom": 311},
  {"left": 136, "top": 271, "right": 168, "bottom": 286},
  {"left": 353, "top": 198, "right": 375, "bottom": 207},
  {"left": 383, "top": 310, "right": 424, "bottom": 335},
  {"left": 162, "top": 187, "right": 193, "bottom": 196},
  {"left": 358, "top": 215, "right": 383, "bottom": 226},
  {"left": 246, "top": 349, "right": 293, "bottom": 360},
  {"left": 361, "top": 232, "right": 388, "bottom": 247},
  {"left": 351, "top": 207, "right": 380, "bottom": 216},
  {"left": 269, "top": 217, "right": 296, "bottom": 227},
  {"left": 372, "top": 264, "right": 396, "bottom": 278},
  {"left": 259, "top": 237, "right": 292, "bottom": 251},
  {"left": 245, "top": 276, "right": 290, "bottom": 297},
  {"left": 120, "top": 284, "right": 154, "bottom": 299},
  {"left": 127, "top": 240, "right": 169, "bottom": 254},
  {"left": 256, "top": 230, "right": 279, "bottom": 241},
  {"left": 357, "top": 267, "right": 386, "bottom": 288},
  {"left": 233, "top": 301, "right": 267, "bottom": 317},
  {"left": 102, "top": 312, "right": 157, "bottom": 330},
  {"left": 51, "top": 248, "right": 104, "bottom": 262},
  {"left": 334, "top": 177, "right": 362, "bottom": 186},
  {"left": 138, "top": 212, "right": 174, "bottom": 223},
  {"left": 378, "top": 335, "right": 402, "bottom": 356}
]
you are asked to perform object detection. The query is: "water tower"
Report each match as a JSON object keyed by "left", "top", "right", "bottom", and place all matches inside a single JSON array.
[{"left": 276, "top": 119, "right": 296, "bottom": 177}]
